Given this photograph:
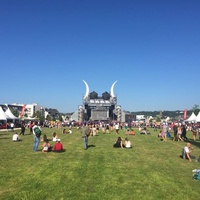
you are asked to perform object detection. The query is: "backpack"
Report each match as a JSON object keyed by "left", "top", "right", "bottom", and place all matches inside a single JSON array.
[
  {"left": 193, "top": 172, "right": 200, "bottom": 180},
  {"left": 166, "top": 131, "right": 171, "bottom": 138},
  {"left": 34, "top": 127, "right": 42, "bottom": 137}
]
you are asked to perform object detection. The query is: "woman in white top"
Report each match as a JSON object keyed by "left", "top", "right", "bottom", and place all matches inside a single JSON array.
[
  {"left": 124, "top": 138, "right": 132, "bottom": 148},
  {"left": 52, "top": 132, "right": 58, "bottom": 142},
  {"left": 12, "top": 132, "right": 21, "bottom": 141},
  {"left": 177, "top": 126, "right": 183, "bottom": 142}
]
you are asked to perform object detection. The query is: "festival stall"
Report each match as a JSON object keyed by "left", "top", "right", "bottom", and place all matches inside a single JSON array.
[
  {"left": 0, "top": 106, "right": 12, "bottom": 129},
  {"left": 185, "top": 112, "right": 197, "bottom": 122}
]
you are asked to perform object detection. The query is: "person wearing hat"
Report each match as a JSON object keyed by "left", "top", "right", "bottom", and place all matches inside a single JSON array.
[{"left": 52, "top": 139, "right": 64, "bottom": 152}]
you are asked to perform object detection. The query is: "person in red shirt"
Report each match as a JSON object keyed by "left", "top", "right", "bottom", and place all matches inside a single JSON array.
[{"left": 52, "top": 139, "right": 64, "bottom": 152}]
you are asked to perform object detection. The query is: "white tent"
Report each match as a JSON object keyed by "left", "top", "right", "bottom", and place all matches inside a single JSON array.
[
  {"left": 5, "top": 107, "right": 19, "bottom": 120},
  {"left": 185, "top": 112, "right": 197, "bottom": 122},
  {"left": 0, "top": 106, "right": 11, "bottom": 120},
  {"left": 195, "top": 111, "right": 200, "bottom": 122}
]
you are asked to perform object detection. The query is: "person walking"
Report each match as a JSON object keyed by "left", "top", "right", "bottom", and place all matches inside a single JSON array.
[
  {"left": 177, "top": 125, "right": 183, "bottom": 142},
  {"left": 20, "top": 122, "right": 26, "bottom": 135},
  {"left": 32, "top": 121, "right": 42, "bottom": 152},
  {"left": 173, "top": 123, "right": 178, "bottom": 141},
  {"left": 181, "top": 124, "right": 188, "bottom": 141},
  {"left": 81, "top": 124, "right": 91, "bottom": 150},
  {"left": 162, "top": 123, "right": 168, "bottom": 142},
  {"left": 191, "top": 124, "right": 197, "bottom": 141}
]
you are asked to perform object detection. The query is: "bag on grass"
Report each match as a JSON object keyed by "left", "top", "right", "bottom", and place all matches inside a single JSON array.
[
  {"left": 34, "top": 127, "right": 42, "bottom": 137},
  {"left": 193, "top": 172, "right": 200, "bottom": 180}
]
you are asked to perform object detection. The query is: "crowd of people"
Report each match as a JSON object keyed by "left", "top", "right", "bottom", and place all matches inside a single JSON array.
[{"left": 9, "top": 120, "right": 200, "bottom": 162}]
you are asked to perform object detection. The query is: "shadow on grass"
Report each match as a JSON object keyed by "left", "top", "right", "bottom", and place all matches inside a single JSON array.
[
  {"left": 0, "top": 137, "right": 10, "bottom": 140},
  {"left": 0, "top": 133, "right": 10, "bottom": 136},
  {"left": 88, "top": 144, "right": 96, "bottom": 148},
  {"left": 187, "top": 139, "right": 200, "bottom": 149},
  {"left": 52, "top": 149, "right": 66, "bottom": 153}
]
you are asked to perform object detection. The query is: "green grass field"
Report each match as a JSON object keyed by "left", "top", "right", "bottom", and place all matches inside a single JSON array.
[{"left": 0, "top": 127, "right": 200, "bottom": 200}]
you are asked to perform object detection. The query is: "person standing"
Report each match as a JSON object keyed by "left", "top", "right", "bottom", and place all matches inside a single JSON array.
[
  {"left": 115, "top": 122, "right": 119, "bottom": 134},
  {"left": 20, "top": 122, "right": 26, "bottom": 135},
  {"left": 191, "top": 124, "right": 197, "bottom": 141},
  {"left": 177, "top": 125, "right": 183, "bottom": 142},
  {"left": 173, "top": 123, "right": 178, "bottom": 141},
  {"left": 162, "top": 123, "right": 167, "bottom": 142},
  {"left": 10, "top": 122, "right": 15, "bottom": 131},
  {"left": 181, "top": 124, "right": 188, "bottom": 141},
  {"left": 81, "top": 124, "right": 91, "bottom": 150},
  {"left": 29, "top": 122, "right": 33, "bottom": 134},
  {"left": 32, "top": 121, "right": 42, "bottom": 152}
]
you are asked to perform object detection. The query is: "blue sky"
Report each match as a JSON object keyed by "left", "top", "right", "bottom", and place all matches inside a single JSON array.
[{"left": 1, "top": 0, "right": 200, "bottom": 113}]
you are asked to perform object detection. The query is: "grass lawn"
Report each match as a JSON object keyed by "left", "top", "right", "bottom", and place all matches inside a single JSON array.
[{"left": 0, "top": 126, "right": 200, "bottom": 200}]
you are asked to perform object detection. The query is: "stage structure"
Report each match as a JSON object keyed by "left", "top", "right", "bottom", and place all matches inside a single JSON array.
[{"left": 78, "top": 80, "right": 122, "bottom": 123}]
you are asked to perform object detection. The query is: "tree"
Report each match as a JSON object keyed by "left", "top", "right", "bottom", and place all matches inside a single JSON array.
[
  {"left": 46, "top": 115, "right": 51, "bottom": 121},
  {"left": 156, "top": 116, "right": 161, "bottom": 122},
  {"left": 192, "top": 104, "right": 200, "bottom": 116},
  {"left": 34, "top": 110, "right": 45, "bottom": 120},
  {"left": 58, "top": 115, "right": 63, "bottom": 122},
  {"left": 9, "top": 107, "right": 19, "bottom": 117}
]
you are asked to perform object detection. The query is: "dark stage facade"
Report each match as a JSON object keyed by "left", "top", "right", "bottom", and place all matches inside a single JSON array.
[{"left": 78, "top": 80, "right": 122, "bottom": 122}]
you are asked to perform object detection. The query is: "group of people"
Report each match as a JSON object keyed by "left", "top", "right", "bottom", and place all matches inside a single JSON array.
[
  {"left": 113, "top": 137, "right": 132, "bottom": 148},
  {"left": 157, "top": 123, "right": 188, "bottom": 142},
  {"left": 81, "top": 124, "right": 133, "bottom": 150},
  {"left": 172, "top": 123, "right": 188, "bottom": 142},
  {"left": 11, "top": 121, "right": 199, "bottom": 161},
  {"left": 32, "top": 121, "right": 64, "bottom": 153}
]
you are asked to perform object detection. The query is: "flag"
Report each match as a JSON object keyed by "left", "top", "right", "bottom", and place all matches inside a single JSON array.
[
  {"left": 183, "top": 109, "right": 188, "bottom": 120},
  {"left": 20, "top": 104, "right": 26, "bottom": 117}
]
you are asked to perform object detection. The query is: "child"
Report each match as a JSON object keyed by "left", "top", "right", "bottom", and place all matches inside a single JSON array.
[
  {"left": 158, "top": 131, "right": 162, "bottom": 138},
  {"left": 130, "top": 129, "right": 135, "bottom": 135}
]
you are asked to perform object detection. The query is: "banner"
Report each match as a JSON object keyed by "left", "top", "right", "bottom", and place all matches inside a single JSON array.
[
  {"left": 20, "top": 104, "right": 26, "bottom": 117},
  {"left": 183, "top": 109, "right": 188, "bottom": 120}
]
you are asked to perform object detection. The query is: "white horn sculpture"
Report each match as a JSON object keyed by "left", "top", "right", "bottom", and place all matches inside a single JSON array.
[
  {"left": 83, "top": 80, "right": 90, "bottom": 99},
  {"left": 110, "top": 80, "right": 117, "bottom": 98}
]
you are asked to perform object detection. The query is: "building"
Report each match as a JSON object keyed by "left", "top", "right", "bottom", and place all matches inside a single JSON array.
[{"left": 71, "top": 80, "right": 122, "bottom": 123}]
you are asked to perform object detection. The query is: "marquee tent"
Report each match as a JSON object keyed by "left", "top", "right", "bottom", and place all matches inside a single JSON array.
[
  {"left": 195, "top": 112, "right": 200, "bottom": 122},
  {"left": 185, "top": 112, "right": 197, "bottom": 122},
  {"left": 5, "top": 107, "right": 19, "bottom": 119},
  {"left": 0, "top": 106, "right": 12, "bottom": 120}
]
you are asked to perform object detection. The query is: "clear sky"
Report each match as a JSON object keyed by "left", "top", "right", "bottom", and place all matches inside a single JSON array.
[{"left": 1, "top": 0, "right": 200, "bottom": 113}]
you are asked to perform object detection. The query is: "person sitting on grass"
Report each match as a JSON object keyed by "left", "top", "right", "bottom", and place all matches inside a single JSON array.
[
  {"left": 69, "top": 129, "right": 72, "bottom": 134},
  {"left": 181, "top": 142, "right": 195, "bottom": 162},
  {"left": 52, "top": 139, "right": 64, "bottom": 152},
  {"left": 140, "top": 127, "right": 147, "bottom": 134},
  {"left": 41, "top": 134, "right": 51, "bottom": 142},
  {"left": 63, "top": 129, "right": 72, "bottom": 134},
  {"left": 52, "top": 132, "right": 58, "bottom": 142},
  {"left": 130, "top": 129, "right": 135, "bottom": 135},
  {"left": 42, "top": 139, "right": 51, "bottom": 152},
  {"left": 158, "top": 130, "right": 163, "bottom": 138},
  {"left": 12, "top": 132, "right": 22, "bottom": 142},
  {"left": 125, "top": 129, "right": 130, "bottom": 135},
  {"left": 62, "top": 129, "right": 67, "bottom": 134},
  {"left": 124, "top": 137, "right": 132, "bottom": 148},
  {"left": 113, "top": 137, "right": 124, "bottom": 148}
]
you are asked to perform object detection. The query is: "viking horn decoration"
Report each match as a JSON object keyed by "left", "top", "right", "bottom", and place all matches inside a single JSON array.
[
  {"left": 110, "top": 80, "right": 117, "bottom": 98},
  {"left": 83, "top": 80, "right": 90, "bottom": 99}
]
